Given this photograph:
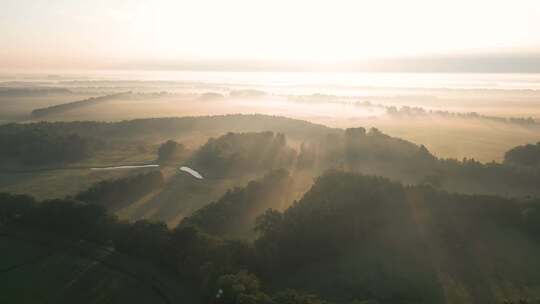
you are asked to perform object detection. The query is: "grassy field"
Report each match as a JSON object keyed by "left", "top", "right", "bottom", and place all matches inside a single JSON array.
[
  {"left": 0, "top": 148, "right": 159, "bottom": 200},
  {"left": 11, "top": 91, "right": 539, "bottom": 163},
  {"left": 117, "top": 168, "right": 258, "bottom": 226}
]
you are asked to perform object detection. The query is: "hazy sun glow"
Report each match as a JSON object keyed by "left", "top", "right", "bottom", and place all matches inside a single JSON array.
[{"left": 1, "top": 0, "right": 539, "bottom": 70}]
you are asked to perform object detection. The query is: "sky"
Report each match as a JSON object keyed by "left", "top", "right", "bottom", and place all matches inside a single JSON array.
[{"left": 1, "top": 0, "right": 540, "bottom": 72}]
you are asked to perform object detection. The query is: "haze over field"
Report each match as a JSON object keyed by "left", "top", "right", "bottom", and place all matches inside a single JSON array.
[
  {"left": 2, "top": 71, "right": 540, "bottom": 162},
  {"left": 2, "top": 1, "right": 540, "bottom": 304}
]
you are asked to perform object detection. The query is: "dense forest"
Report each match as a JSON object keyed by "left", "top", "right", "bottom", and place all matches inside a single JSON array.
[
  {"left": 253, "top": 171, "right": 540, "bottom": 303},
  {"left": 2, "top": 170, "right": 540, "bottom": 303}
]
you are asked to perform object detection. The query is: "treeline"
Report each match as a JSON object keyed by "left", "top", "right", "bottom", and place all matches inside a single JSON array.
[
  {"left": 75, "top": 171, "right": 164, "bottom": 211},
  {"left": 0, "top": 127, "right": 99, "bottom": 165},
  {"left": 386, "top": 105, "right": 538, "bottom": 126},
  {"left": 157, "top": 140, "right": 186, "bottom": 163},
  {"left": 3, "top": 171, "right": 540, "bottom": 303},
  {"left": 297, "top": 127, "right": 540, "bottom": 197},
  {"left": 31, "top": 92, "right": 130, "bottom": 117},
  {"left": 1, "top": 115, "right": 335, "bottom": 142},
  {"left": 290, "top": 95, "right": 539, "bottom": 127},
  {"left": 0, "top": 115, "right": 335, "bottom": 166},
  {"left": 189, "top": 132, "right": 296, "bottom": 178}
]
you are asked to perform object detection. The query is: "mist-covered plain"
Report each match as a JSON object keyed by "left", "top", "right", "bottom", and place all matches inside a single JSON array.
[
  {"left": 2, "top": 72, "right": 540, "bottom": 162},
  {"left": 3, "top": 0, "right": 540, "bottom": 302},
  {"left": 3, "top": 71, "right": 540, "bottom": 304}
]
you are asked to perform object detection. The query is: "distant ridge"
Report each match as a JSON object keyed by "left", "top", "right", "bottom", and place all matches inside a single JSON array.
[{"left": 31, "top": 92, "right": 131, "bottom": 117}]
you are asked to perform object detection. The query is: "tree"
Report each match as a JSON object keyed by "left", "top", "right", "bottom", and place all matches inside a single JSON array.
[
  {"left": 157, "top": 140, "right": 184, "bottom": 162},
  {"left": 254, "top": 209, "right": 283, "bottom": 236},
  {"left": 272, "top": 289, "right": 329, "bottom": 304},
  {"left": 215, "top": 271, "right": 270, "bottom": 304},
  {"left": 504, "top": 142, "right": 540, "bottom": 167},
  {"left": 0, "top": 193, "right": 36, "bottom": 226}
]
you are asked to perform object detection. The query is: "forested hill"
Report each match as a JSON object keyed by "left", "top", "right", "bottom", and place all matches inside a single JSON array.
[{"left": 253, "top": 171, "right": 540, "bottom": 303}]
